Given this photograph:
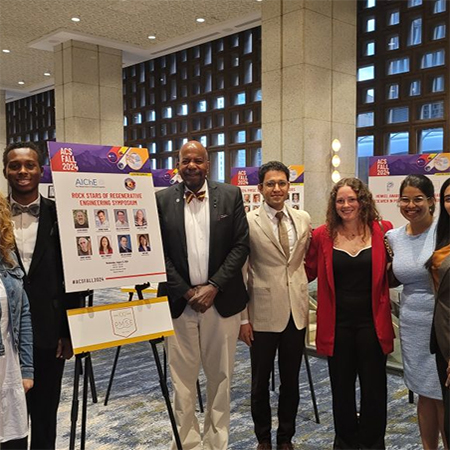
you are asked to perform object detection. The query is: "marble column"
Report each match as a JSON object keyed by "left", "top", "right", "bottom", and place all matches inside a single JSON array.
[
  {"left": 54, "top": 41, "right": 123, "bottom": 145},
  {"left": 261, "top": 0, "right": 357, "bottom": 226},
  {"left": 0, "top": 90, "right": 8, "bottom": 195}
]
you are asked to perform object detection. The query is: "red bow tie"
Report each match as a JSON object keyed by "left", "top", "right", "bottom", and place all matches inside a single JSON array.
[{"left": 185, "top": 190, "right": 206, "bottom": 204}]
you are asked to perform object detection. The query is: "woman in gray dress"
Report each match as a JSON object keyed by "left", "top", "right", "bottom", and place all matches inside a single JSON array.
[{"left": 387, "top": 175, "right": 445, "bottom": 449}]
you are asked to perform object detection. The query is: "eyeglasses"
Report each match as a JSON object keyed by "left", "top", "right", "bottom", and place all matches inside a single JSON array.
[
  {"left": 397, "top": 196, "right": 430, "bottom": 206},
  {"left": 335, "top": 197, "right": 358, "bottom": 205},
  {"left": 262, "top": 181, "right": 288, "bottom": 189}
]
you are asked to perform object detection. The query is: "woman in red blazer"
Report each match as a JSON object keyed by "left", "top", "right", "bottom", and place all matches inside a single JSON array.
[{"left": 306, "top": 178, "right": 395, "bottom": 450}]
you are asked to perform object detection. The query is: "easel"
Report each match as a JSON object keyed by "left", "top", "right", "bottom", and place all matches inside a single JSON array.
[
  {"left": 104, "top": 283, "right": 183, "bottom": 450},
  {"left": 69, "top": 290, "right": 98, "bottom": 450},
  {"left": 270, "top": 350, "right": 320, "bottom": 424}
]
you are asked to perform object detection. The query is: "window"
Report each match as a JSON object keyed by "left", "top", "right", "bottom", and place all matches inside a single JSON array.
[
  {"left": 421, "top": 50, "right": 445, "bottom": 68},
  {"left": 433, "top": 24, "right": 446, "bottom": 40},
  {"left": 358, "top": 65, "right": 375, "bottom": 81},
  {"left": 434, "top": 0, "right": 446, "bottom": 14},
  {"left": 387, "top": 107, "right": 409, "bottom": 123},
  {"left": 365, "top": 0, "right": 376, "bottom": 8},
  {"left": 388, "top": 84, "right": 399, "bottom": 99},
  {"left": 432, "top": 75, "right": 445, "bottom": 92},
  {"left": 388, "top": 35, "right": 399, "bottom": 50},
  {"left": 366, "top": 17, "right": 376, "bottom": 32},
  {"left": 357, "top": 135, "right": 374, "bottom": 157},
  {"left": 388, "top": 10, "right": 400, "bottom": 26},
  {"left": 387, "top": 132, "right": 409, "bottom": 155},
  {"left": 408, "top": 18, "right": 422, "bottom": 46},
  {"left": 356, "top": 135, "right": 374, "bottom": 183},
  {"left": 410, "top": 80, "right": 421, "bottom": 96},
  {"left": 420, "top": 101, "right": 444, "bottom": 120},
  {"left": 357, "top": 112, "right": 375, "bottom": 127},
  {"left": 388, "top": 57, "right": 410, "bottom": 75},
  {"left": 408, "top": 0, "right": 422, "bottom": 7},
  {"left": 364, "top": 88, "right": 375, "bottom": 103},
  {"left": 365, "top": 41, "right": 375, "bottom": 56},
  {"left": 419, "top": 128, "right": 444, "bottom": 153}
]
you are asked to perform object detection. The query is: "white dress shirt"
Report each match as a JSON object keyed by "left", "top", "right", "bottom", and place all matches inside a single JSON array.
[
  {"left": 263, "top": 202, "right": 297, "bottom": 252},
  {"left": 185, "top": 181, "right": 210, "bottom": 286},
  {"left": 11, "top": 196, "right": 40, "bottom": 274}
]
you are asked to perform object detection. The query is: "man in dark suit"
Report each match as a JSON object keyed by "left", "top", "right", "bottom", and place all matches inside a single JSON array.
[
  {"left": 156, "top": 140, "right": 249, "bottom": 450},
  {"left": 3, "top": 142, "right": 80, "bottom": 450}
]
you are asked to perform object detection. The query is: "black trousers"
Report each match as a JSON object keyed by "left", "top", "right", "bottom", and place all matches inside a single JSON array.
[
  {"left": 328, "top": 325, "right": 387, "bottom": 450},
  {"left": 250, "top": 316, "right": 306, "bottom": 445},
  {"left": 0, "top": 438, "right": 27, "bottom": 450},
  {"left": 26, "top": 346, "right": 65, "bottom": 450},
  {"left": 436, "top": 349, "right": 450, "bottom": 447}
]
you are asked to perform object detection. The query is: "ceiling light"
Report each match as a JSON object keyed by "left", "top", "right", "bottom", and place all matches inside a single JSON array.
[
  {"left": 18, "top": 81, "right": 25, "bottom": 85},
  {"left": 196, "top": 17, "right": 205, "bottom": 23},
  {"left": 71, "top": 17, "right": 81, "bottom": 22},
  {"left": 44, "top": 72, "right": 51, "bottom": 77},
  {"left": 148, "top": 35, "right": 156, "bottom": 40},
  {"left": 256, "top": 0, "right": 263, "bottom": 2},
  {"left": 2, "top": 49, "right": 10, "bottom": 53}
]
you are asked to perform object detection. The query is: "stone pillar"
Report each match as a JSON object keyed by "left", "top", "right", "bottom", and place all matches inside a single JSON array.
[
  {"left": 0, "top": 90, "right": 8, "bottom": 195},
  {"left": 261, "top": 0, "right": 357, "bottom": 226},
  {"left": 54, "top": 41, "right": 123, "bottom": 145}
]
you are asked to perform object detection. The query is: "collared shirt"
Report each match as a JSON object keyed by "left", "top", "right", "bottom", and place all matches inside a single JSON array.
[
  {"left": 263, "top": 201, "right": 297, "bottom": 253},
  {"left": 11, "top": 195, "right": 40, "bottom": 274},
  {"left": 185, "top": 180, "right": 210, "bottom": 286}
]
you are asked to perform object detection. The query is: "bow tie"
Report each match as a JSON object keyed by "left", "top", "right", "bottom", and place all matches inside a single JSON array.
[
  {"left": 185, "top": 190, "right": 206, "bottom": 204},
  {"left": 11, "top": 202, "right": 40, "bottom": 217}
]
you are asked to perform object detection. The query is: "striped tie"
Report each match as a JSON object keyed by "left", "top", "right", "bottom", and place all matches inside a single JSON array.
[{"left": 185, "top": 190, "right": 206, "bottom": 204}]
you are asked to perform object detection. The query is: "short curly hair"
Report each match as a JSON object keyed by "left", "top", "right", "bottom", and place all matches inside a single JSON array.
[{"left": 3, "top": 141, "right": 46, "bottom": 170}]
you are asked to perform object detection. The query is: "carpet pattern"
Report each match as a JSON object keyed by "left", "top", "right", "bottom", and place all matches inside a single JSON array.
[{"left": 53, "top": 289, "right": 434, "bottom": 449}]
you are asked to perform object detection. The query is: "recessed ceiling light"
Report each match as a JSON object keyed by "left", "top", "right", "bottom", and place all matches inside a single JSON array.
[
  {"left": 44, "top": 72, "right": 51, "bottom": 77},
  {"left": 148, "top": 35, "right": 156, "bottom": 40},
  {"left": 2, "top": 49, "right": 10, "bottom": 53},
  {"left": 71, "top": 17, "right": 81, "bottom": 22},
  {"left": 18, "top": 81, "right": 25, "bottom": 85},
  {"left": 196, "top": 17, "right": 205, "bottom": 23},
  {"left": 256, "top": 0, "right": 263, "bottom": 2}
]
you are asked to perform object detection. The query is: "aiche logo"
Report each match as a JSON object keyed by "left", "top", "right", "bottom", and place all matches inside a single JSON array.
[{"left": 75, "top": 178, "right": 105, "bottom": 188}]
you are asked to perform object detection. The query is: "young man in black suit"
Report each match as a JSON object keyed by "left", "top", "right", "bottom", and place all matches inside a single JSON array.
[
  {"left": 156, "top": 141, "right": 249, "bottom": 450},
  {"left": 3, "top": 142, "right": 80, "bottom": 450}
]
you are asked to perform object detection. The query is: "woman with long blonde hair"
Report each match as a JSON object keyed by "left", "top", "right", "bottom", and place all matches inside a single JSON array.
[{"left": 0, "top": 193, "right": 33, "bottom": 449}]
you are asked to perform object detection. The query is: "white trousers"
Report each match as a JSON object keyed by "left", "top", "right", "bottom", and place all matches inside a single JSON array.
[{"left": 166, "top": 304, "right": 241, "bottom": 450}]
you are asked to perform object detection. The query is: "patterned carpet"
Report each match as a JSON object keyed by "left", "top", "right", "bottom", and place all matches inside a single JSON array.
[{"left": 53, "top": 289, "right": 433, "bottom": 449}]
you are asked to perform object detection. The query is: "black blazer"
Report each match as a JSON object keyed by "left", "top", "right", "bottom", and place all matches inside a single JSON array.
[
  {"left": 156, "top": 180, "right": 249, "bottom": 319},
  {"left": 16, "top": 197, "right": 81, "bottom": 349}
]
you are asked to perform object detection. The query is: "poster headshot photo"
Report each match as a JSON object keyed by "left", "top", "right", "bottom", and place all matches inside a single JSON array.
[
  {"left": 133, "top": 208, "right": 147, "bottom": 227},
  {"left": 118, "top": 235, "right": 132, "bottom": 253},
  {"left": 291, "top": 192, "right": 300, "bottom": 203},
  {"left": 77, "top": 236, "right": 92, "bottom": 257},
  {"left": 73, "top": 209, "right": 89, "bottom": 229},
  {"left": 253, "top": 193, "right": 261, "bottom": 203},
  {"left": 114, "top": 209, "right": 129, "bottom": 228},
  {"left": 243, "top": 194, "right": 251, "bottom": 204},
  {"left": 137, "top": 234, "right": 151, "bottom": 252},
  {"left": 95, "top": 209, "right": 110, "bottom": 228},
  {"left": 98, "top": 236, "right": 113, "bottom": 255}
]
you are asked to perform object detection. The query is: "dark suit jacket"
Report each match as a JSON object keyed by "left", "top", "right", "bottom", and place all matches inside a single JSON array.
[
  {"left": 431, "top": 251, "right": 450, "bottom": 360},
  {"left": 16, "top": 197, "right": 81, "bottom": 349},
  {"left": 156, "top": 180, "right": 249, "bottom": 319}
]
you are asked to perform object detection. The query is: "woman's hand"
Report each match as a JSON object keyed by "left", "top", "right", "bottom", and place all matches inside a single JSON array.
[{"left": 22, "top": 378, "right": 33, "bottom": 393}]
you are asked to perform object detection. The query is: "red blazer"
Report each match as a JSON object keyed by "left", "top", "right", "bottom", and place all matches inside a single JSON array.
[{"left": 305, "top": 220, "right": 395, "bottom": 357}]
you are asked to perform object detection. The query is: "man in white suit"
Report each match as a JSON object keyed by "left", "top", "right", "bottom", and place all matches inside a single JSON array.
[{"left": 239, "top": 161, "right": 311, "bottom": 450}]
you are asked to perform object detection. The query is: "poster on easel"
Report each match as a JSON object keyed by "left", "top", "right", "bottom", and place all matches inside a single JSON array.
[
  {"left": 368, "top": 153, "right": 450, "bottom": 228},
  {"left": 230, "top": 165, "right": 305, "bottom": 213},
  {"left": 48, "top": 142, "right": 167, "bottom": 293}
]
